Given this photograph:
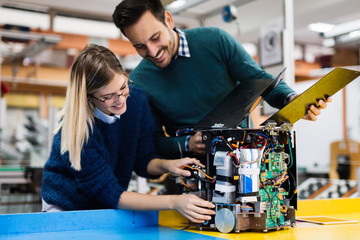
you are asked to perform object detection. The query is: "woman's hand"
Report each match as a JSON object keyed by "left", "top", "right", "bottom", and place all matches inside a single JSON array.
[
  {"left": 164, "top": 157, "right": 204, "bottom": 177},
  {"left": 118, "top": 191, "right": 215, "bottom": 224},
  {"left": 147, "top": 157, "right": 204, "bottom": 177},
  {"left": 172, "top": 194, "right": 215, "bottom": 223}
]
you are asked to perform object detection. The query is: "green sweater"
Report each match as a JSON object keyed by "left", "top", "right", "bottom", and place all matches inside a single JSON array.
[{"left": 130, "top": 27, "right": 294, "bottom": 158}]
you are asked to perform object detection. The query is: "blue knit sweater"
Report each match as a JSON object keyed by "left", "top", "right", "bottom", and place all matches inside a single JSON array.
[
  {"left": 41, "top": 87, "right": 159, "bottom": 210},
  {"left": 130, "top": 27, "right": 295, "bottom": 158}
]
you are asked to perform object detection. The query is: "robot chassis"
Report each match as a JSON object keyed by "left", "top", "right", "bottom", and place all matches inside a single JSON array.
[{"left": 176, "top": 121, "right": 297, "bottom": 233}]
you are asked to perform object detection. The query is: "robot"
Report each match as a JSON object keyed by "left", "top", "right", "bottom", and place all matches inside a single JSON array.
[{"left": 176, "top": 122, "right": 297, "bottom": 233}]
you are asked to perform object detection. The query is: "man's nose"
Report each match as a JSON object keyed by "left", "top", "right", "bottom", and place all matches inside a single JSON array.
[{"left": 147, "top": 43, "right": 158, "bottom": 57}]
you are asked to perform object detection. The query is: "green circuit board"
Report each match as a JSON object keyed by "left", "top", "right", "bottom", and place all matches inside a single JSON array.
[{"left": 259, "top": 149, "right": 290, "bottom": 228}]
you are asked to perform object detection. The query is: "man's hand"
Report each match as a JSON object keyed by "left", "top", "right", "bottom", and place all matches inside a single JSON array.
[
  {"left": 189, "top": 132, "right": 206, "bottom": 155},
  {"left": 289, "top": 94, "right": 332, "bottom": 121}
]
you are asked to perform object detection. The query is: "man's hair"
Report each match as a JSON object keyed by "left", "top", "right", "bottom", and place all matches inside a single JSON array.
[{"left": 113, "top": 0, "right": 166, "bottom": 36}]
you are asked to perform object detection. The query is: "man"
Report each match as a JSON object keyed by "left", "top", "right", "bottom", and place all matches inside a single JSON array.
[{"left": 112, "top": 0, "right": 329, "bottom": 159}]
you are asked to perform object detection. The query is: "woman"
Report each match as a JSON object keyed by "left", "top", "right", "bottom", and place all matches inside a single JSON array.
[{"left": 41, "top": 44, "right": 215, "bottom": 223}]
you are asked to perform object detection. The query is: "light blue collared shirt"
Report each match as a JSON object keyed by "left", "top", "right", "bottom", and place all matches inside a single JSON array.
[{"left": 94, "top": 107, "right": 120, "bottom": 124}]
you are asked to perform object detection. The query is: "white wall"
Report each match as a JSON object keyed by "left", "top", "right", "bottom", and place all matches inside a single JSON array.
[{"left": 293, "top": 75, "right": 360, "bottom": 173}]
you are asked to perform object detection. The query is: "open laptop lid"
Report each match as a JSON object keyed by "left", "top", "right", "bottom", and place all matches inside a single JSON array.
[
  {"left": 194, "top": 68, "right": 286, "bottom": 129},
  {"left": 261, "top": 67, "right": 360, "bottom": 126}
]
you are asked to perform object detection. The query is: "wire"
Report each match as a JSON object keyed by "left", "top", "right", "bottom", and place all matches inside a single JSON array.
[
  {"left": 227, "top": 152, "right": 239, "bottom": 165},
  {"left": 240, "top": 205, "right": 253, "bottom": 210},
  {"left": 256, "top": 132, "right": 273, "bottom": 150},
  {"left": 241, "top": 132, "right": 246, "bottom": 143},
  {"left": 268, "top": 187, "right": 279, "bottom": 226},
  {"left": 237, "top": 149, "right": 262, "bottom": 168},
  {"left": 231, "top": 143, "right": 239, "bottom": 148},
  {"left": 260, "top": 183, "right": 272, "bottom": 199},
  {"left": 184, "top": 165, "right": 214, "bottom": 181},
  {"left": 179, "top": 165, "right": 215, "bottom": 188},
  {"left": 287, "top": 137, "right": 294, "bottom": 168},
  {"left": 259, "top": 137, "right": 268, "bottom": 150},
  {"left": 274, "top": 169, "right": 289, "bottom": 185},
  {"left": 210, "top": 136, "right": 233, "bottom": 154},
  {"left": 256, "top": 132, "right": 268, "bottom": 139},
  {"left": 179, "top": 175, "right": 197, "bottom": 188},
  {"left": 287, "top": 169, "right": 297, "bottom": 200}
]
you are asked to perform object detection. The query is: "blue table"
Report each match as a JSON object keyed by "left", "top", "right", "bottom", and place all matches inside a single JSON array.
[{"left": 0, "top": 210, "right": 224, "bottom": 240}]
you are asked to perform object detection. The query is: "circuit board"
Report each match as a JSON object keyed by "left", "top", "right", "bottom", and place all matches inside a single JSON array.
[
  {"left": 176, "top": 124, "right": 297, "bottom": 233},
  {"left": 174, "top": 68, "right": 360, "bottom": 233}
]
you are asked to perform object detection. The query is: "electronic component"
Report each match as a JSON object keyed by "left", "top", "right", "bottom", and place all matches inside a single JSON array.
[
  {"left": 174, "top": 68, "right": 360, "bottom": 233},
  {"left": 176, "top": 124, "right": 297, "bottom": 233}
]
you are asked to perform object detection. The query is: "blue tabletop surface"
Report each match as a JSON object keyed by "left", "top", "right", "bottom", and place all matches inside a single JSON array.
[{"left": 0, "top": 209, "right": 224, "bottom": 240}]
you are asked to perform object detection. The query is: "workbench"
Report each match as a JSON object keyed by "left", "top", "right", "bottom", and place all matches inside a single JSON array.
[{"left": 1, "top": 198, "right": 360, "bottom": 239}]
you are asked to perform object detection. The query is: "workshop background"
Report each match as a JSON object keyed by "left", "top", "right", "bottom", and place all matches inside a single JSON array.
[{"left": 0, "top": 0, "right": 360, "bottom": 213}]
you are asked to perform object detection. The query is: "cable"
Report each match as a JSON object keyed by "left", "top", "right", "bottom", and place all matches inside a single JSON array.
[
  {"left": 274, "top": 169, "right": 289, "bottom": 185},
  {"left": 179, "top": 165, "right": 215, "bottom": 188},
  {"left": 268, "top": 187, "right": 279, "bottom": 226},
  {"left": 179, "top": 175, "right": 197, "bottom": 188},
  {"left": 227, "top": 152, "right": 239, "bottom": 165},
  {"left": 287, "top": 137, "right": 294, "bottom": 168},
  {"left": 256, "top": 132, "right": 274, "bottom": 150},
  {"left": 183, "top": 165, "right": 214, "bottom": 181},
  {"left": 287, "top": 169, "right": 297, "bottom": 200},
  {"left": 237, "top": 149, "right": 262, "bottom": 168},
  {"left": 210, "top": 136, "right": 233, "bottom": 154}
]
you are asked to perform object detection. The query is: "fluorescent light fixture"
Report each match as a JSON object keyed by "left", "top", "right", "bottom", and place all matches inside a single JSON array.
[
  {"left": 167, "top": 0, "right": 187, "bottom": 9},
  {"left": 336, "top": 30, "right": 360, "bottom": 44},
  {"left": 322, "top": 29, "right": 360, "bottom": 47},
  {"left": 322, "top": 38, "right": 335, "bottom": 47},
  {"left": 0, "top": 8, "right": 49, "bottom": 30},
  {"left": 322, "top": 19, "right": 360, "bottom": 38},
  {"left": 54, "top": 16, "right": 120, "bottom": 39},
  {"left": 307, "top": 22, "right": 334, "bottom": 33},
  {"left": 349, "top": 30, "right": 360, "bottom": 38},
  {"left": 0, "top": 7, "right": 120, "bottom": 39},
  {"left": 166, "top": 0, "right": 204, "bottom": 14}
]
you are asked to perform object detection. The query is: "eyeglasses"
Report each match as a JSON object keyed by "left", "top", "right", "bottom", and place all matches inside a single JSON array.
[{"left": 90, "top": 78, "right": 133, "bottom": 105}]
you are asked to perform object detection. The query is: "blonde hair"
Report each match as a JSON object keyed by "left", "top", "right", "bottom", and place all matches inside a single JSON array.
[{"left": 56, "top": 44, "right": 125, "bottom": 170}]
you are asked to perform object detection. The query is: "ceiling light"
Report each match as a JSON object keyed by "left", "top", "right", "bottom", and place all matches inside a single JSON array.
[
  {"left": 166, "top": 0, "right": 204, "bottom": 14},
  {"left": 349, "top": 30, "right": 360, "bottom": 38},
  {"left": 335, "top": 30, "right": 360, "bottom": 44},
  {"left": 167, "top": 0, "right": 187, "bottom": 9},
  {"left": 307, "top": 22, "right": 334, "bottom": 33},
  {"left": 322, "top": 38, "right": 335, "bottom": 47},
  {"left": 322, "top": 19, "right": 360, "bottom": 38}
]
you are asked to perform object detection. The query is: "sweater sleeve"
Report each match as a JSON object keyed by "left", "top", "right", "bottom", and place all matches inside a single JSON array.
[
  {"left": 131, "top": 89, "right": 161, "bottom": 178},
  {"left": 152, "top": 111, "right": 187, "bottom": 159},
  {"left": 71, "top": 132, "right": 124, "bottom": 209}
]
